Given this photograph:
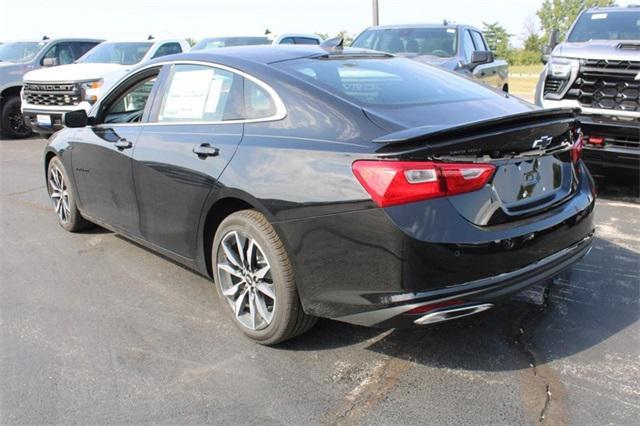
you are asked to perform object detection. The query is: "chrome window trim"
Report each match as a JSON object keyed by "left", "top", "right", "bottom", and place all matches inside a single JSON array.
[{"left": 92, "top": 59, "right": 287, "bottom": 127}]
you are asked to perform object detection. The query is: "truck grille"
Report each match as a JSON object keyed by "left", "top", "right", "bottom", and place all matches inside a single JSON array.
[
  {"left": 565, "top": 59, "right": 640, "bottom": 112},
  {"left": 23, "top": 83, "right": 81, "bottom": 107}
]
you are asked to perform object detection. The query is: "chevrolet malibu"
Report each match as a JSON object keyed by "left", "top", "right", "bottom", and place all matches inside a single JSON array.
[{"left": 44, "top": 45, "right": 595, "bottom": 344}]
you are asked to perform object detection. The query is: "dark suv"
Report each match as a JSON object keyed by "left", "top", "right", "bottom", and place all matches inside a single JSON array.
[{"left": 352, "top": 23, "right": 509, "bottom": 92}]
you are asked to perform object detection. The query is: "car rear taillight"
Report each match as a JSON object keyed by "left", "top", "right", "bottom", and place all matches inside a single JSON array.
[
  {"left": 352, "top": 160, "right": 496, "bottom": 207},
  {"left": 571, "top": 133, "right": 584, "bottom": 164}
]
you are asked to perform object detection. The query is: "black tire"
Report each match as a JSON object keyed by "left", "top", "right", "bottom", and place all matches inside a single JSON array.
[
  {"left": 1, "top": 96, "right": 32, "bottom": 139},
  {"left": 212, "top": 209, "right": 316, "bottom": 345},
  {"left": 46, "top": 157, "right": 92, "bottom": 232}
]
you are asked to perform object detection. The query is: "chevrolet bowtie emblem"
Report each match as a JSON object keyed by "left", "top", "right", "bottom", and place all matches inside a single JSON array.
[{"left": 532, "top": 135, "right": 553, "bottom": 149}]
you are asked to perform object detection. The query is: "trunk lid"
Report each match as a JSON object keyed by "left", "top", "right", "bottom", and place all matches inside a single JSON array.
[{"left": 372, "top": 108, "right": 582, "bottom": 226}]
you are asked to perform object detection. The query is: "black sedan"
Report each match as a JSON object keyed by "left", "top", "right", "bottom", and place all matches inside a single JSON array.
[{"left": 44, "top": 45, "right": 595, "bottom": 344}]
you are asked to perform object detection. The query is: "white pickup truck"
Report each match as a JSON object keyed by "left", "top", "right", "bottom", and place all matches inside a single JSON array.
[{"left": 21, "top": 38, "right": 189, "bottom": 137}]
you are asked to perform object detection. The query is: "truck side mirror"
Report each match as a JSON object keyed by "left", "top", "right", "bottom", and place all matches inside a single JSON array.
[
  {"left": 42, "top": 57, "right": 59, "bottom": 67},
  {"left": 471, "top": 50, "right": 493, "bottom": 65},
  {"left": 64, "top": 109, "right": 88, "bottom": 128},
  {"left": 541, "top": 29, "right": 560, "bottom": 64}
]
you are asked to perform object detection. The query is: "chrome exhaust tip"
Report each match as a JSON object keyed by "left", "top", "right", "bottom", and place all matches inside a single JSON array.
[{"left": 413, "top": 303, "right": 494, "bottom": 325}]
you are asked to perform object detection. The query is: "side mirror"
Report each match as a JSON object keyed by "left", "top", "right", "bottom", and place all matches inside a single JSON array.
[
  {"left": 64, "top": 109, "right": 88, "bottom": 128},
  {"left": 42, "top": 57, "right": 58, "bottom": 67},
  {"left": 542, "top": 29, "right": 560, "bottom": 64},
  {"left": 471, "top": 50, "right": 493, "bottom": 65}
]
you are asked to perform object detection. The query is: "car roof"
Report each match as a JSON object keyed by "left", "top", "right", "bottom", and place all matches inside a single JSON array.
[
  {"left": 167, "top": 45, "right": 383, "bottom": 65},
  {"left": 364, "top": 23, "right": 462, "bottom": 30},
  {"left": 585, "top": 5, "right": 640, "bottom": 13},
  {"left": 1, "top": 38, "right": 103, "bottom": 43}
]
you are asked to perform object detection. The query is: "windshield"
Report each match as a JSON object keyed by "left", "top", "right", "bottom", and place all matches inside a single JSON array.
[
  {"left": 192, "top": 37, "right": 270, "bottom": 50},
  {"left": 0, "top": 41, "right": 43, "bottom": 63},
  {"left": 567, "top": 10, "right": 640, "bottom": 42},
  {"left": 274, "top": 56, "right": 493, "bottom": 107},
  {"left": 78, "top": 42, "right": 153, "bottom": 65},
  {"left": 351, "top": 27, "right": 457, "bottom": 57}
]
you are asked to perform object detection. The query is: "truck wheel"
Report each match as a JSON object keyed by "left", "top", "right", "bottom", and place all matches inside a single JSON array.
[{"left": 1, "top": 96, "right": 32, "bottom": 139}]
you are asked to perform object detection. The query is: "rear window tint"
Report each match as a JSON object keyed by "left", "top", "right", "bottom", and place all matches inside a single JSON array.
[{"left": 274, "top": 57, "right": 494, "bottom": 106}]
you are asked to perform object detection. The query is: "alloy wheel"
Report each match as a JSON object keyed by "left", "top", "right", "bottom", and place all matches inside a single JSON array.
[
  {"left": 48, "top": 166, "right": 70, "bottom": 223},
  {"left": 8, "top": 106, "right": 30, "bottom": 136},
  {"left": 217, "top": 230, "right": 275, "bottom": 331}
]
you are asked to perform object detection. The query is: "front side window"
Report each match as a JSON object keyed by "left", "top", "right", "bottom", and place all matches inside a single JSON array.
[
  {"left": 567, "top": 10, "right": 640, "bottom": 42},
  {"left": 279, "top": 37, "right": 295, "bottom": 45},
  {"left": 103, "top": 76, "right": 157, "bottom": 124},
  {"left": 294, "top": 37, "right": 320, "bottom": 45},
  {"left": 42, "top": 42, "right": 76, "bottom": 65},
  {"left": 471, "top": 31, "right": 488, "bottom": 51},
  {"left": 461, "top": 30, "right": 475, "bottom": 62},
  {"left": 351, "top": 28, "right": 457, "bottom": 57},
  {"left": 78, "top": 42, "right": 153, "bottom": 65},
  {"left": 0, "top": 41, "right": 43, "bottom": 63},
  {"left": 274, "top": 56, "right": 494, "bottom": 107},
  {"left": 157, "top": 64, "right": 240, "bottom": 122},
  {"left": 151, "top": 42, "right": 183, "bottom": 59}
]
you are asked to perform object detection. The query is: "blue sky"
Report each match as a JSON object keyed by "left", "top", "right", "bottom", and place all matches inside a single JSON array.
[{"left": 0, "top": 0, "right": 636, "bottom": 46}]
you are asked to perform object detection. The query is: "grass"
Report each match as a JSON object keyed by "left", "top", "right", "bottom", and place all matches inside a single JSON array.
[{"left": 508, "top": 64, "right": 544, "bottom": 102}]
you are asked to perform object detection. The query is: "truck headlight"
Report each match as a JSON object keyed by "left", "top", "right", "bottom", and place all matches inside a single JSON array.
[
  {"left": 80, "top": 79, "right": 104, "bottom": 104},
  {"left": 548, "top": 57, "right": 578, "bottom": 79}
]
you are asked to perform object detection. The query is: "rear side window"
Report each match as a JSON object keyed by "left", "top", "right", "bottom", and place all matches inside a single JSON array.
[
  {"left": 152, "top": 42, "right": 183, "bottom": 59},
  {"left": 244, "top": 79, "right": 277, "bottom": 119},
  {"left": 274, "top": 56, "right": 494, "bottom": 106},
  {"left": 157, "top": 64, "right": 241, "bottom": 122}
]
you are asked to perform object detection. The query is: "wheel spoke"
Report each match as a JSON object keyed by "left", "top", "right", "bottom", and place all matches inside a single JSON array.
[
  {"left": 249, "top": 293, "right": 257, "bottom": 329},
  {"left": 49, "top": 178, "right": 61, "bottom": 192},
  {"left": 255, "top": 293, "right": 272, "bottom": 323},
  {"left": 222, "top": 238, "right": 242, "bottom": 268},
  {"left": 234, "top": 231, "right": 246, "bottom": 268},
  {"left": 50, "top": 191, "right": 62, "bottom": 199},
  {"left": 234, "top": 288, "right": 248, "bottom": 318},
  {"left": 256, "top": 282, "right": 275, "bottom": 300},
  {"left": 222, "top": 281, "right": 244, "bottom": 297},
  {"left": 254, "top": 265, "right": 270, "bottom": 280},
  {"left": 247, "top": 239, "right": 256, "bottom": 270},
  {"left": 217, "top": 262, "right": 244, "bottom": 279}
]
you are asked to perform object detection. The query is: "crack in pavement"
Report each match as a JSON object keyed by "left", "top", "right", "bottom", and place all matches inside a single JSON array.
[{"left": 509, "top": 283, "right": 568, "bottom": 425}]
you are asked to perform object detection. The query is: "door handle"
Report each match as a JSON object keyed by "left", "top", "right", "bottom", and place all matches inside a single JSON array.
[
  {"left": 114, "top": 138, "right": 132, "bottom": 150},
  {"left": 193, "top": 143, "right": 220, "bottom": 158}
]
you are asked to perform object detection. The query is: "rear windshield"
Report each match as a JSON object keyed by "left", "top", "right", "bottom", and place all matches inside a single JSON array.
[
  {"left": 567, "top": 10, "right": 640, "bottom": 42},
  {"left": 273, "top": 56, "right": 493, "bottom": 107},
  {"left": 192, "top": 37, "right": 270, "bottom": 50},
  {"left": 78, "top": 42, "right": 153, "bottom": 65},
  {"left": 351, "top": 28, "right": 457, "bottom": 57}
]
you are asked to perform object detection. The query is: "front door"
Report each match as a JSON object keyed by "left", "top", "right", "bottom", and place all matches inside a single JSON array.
[{"left": 71, "top": 70, "right": 161, "bottom": 235}]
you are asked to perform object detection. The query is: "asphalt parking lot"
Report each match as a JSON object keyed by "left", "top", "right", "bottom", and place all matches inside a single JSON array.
[{"left": 1, "top": 137, "right": 638, "bottom": 424}]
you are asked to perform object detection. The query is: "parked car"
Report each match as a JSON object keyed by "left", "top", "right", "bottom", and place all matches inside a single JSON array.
[
  {"left": 535, "top": 5, "right": 640, "bottom": 176},
  {"left": 21, "top": 38, "right": 190, "bottom": 137},
  {"left": 351, "top": 23, "right": 509, "bottom": 92},
  {"left": 44, "top": 45, "right": 594, "bottom": 344},
  {"left": 0, "top": 38, "right": 102, "bottom": 139},
  {"left": 191, "top": 33, "right": 321, "bottom": 50}
]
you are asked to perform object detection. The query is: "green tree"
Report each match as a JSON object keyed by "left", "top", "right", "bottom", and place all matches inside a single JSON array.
[
  {"left": 482, "top": 22, "right": 512, "bottom": 58},
  {"left": 537, "top": 0, "right": 615, "bottom": 40},
  {"left": 524, "top": 33, "right": 544, "bottom": 52}
]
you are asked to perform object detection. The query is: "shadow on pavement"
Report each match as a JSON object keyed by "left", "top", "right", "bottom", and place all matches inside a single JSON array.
[{"left": 284, "top": 236, "right": 639, "bottom": 374}]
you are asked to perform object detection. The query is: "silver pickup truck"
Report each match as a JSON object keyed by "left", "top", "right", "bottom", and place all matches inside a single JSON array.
[
  {"left": 535, "top": 5, "right": 639, "bottom": 176},
  {"left": 352, "top": 23, "right": 509, "bottom": 92}
]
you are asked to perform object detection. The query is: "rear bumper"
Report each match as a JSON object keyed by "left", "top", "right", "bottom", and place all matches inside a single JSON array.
[
  {"left": 335, "top": 233, "right": 593, "bottom": 328},
  {"left": 579, "top": 115, "right": 640, "bottom": 174},
  {"left": 278, "top": 163, "right": 596, "bottom": 327}
]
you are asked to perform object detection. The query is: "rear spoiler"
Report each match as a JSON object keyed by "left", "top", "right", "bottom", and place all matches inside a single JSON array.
[{"left": 371, "top": 108, "right": 581, "bottom": 146}]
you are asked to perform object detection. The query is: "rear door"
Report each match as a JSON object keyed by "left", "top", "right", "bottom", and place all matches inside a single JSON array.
[{"left": 132, "top": 63, "right": 245, "bottom": 259}]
